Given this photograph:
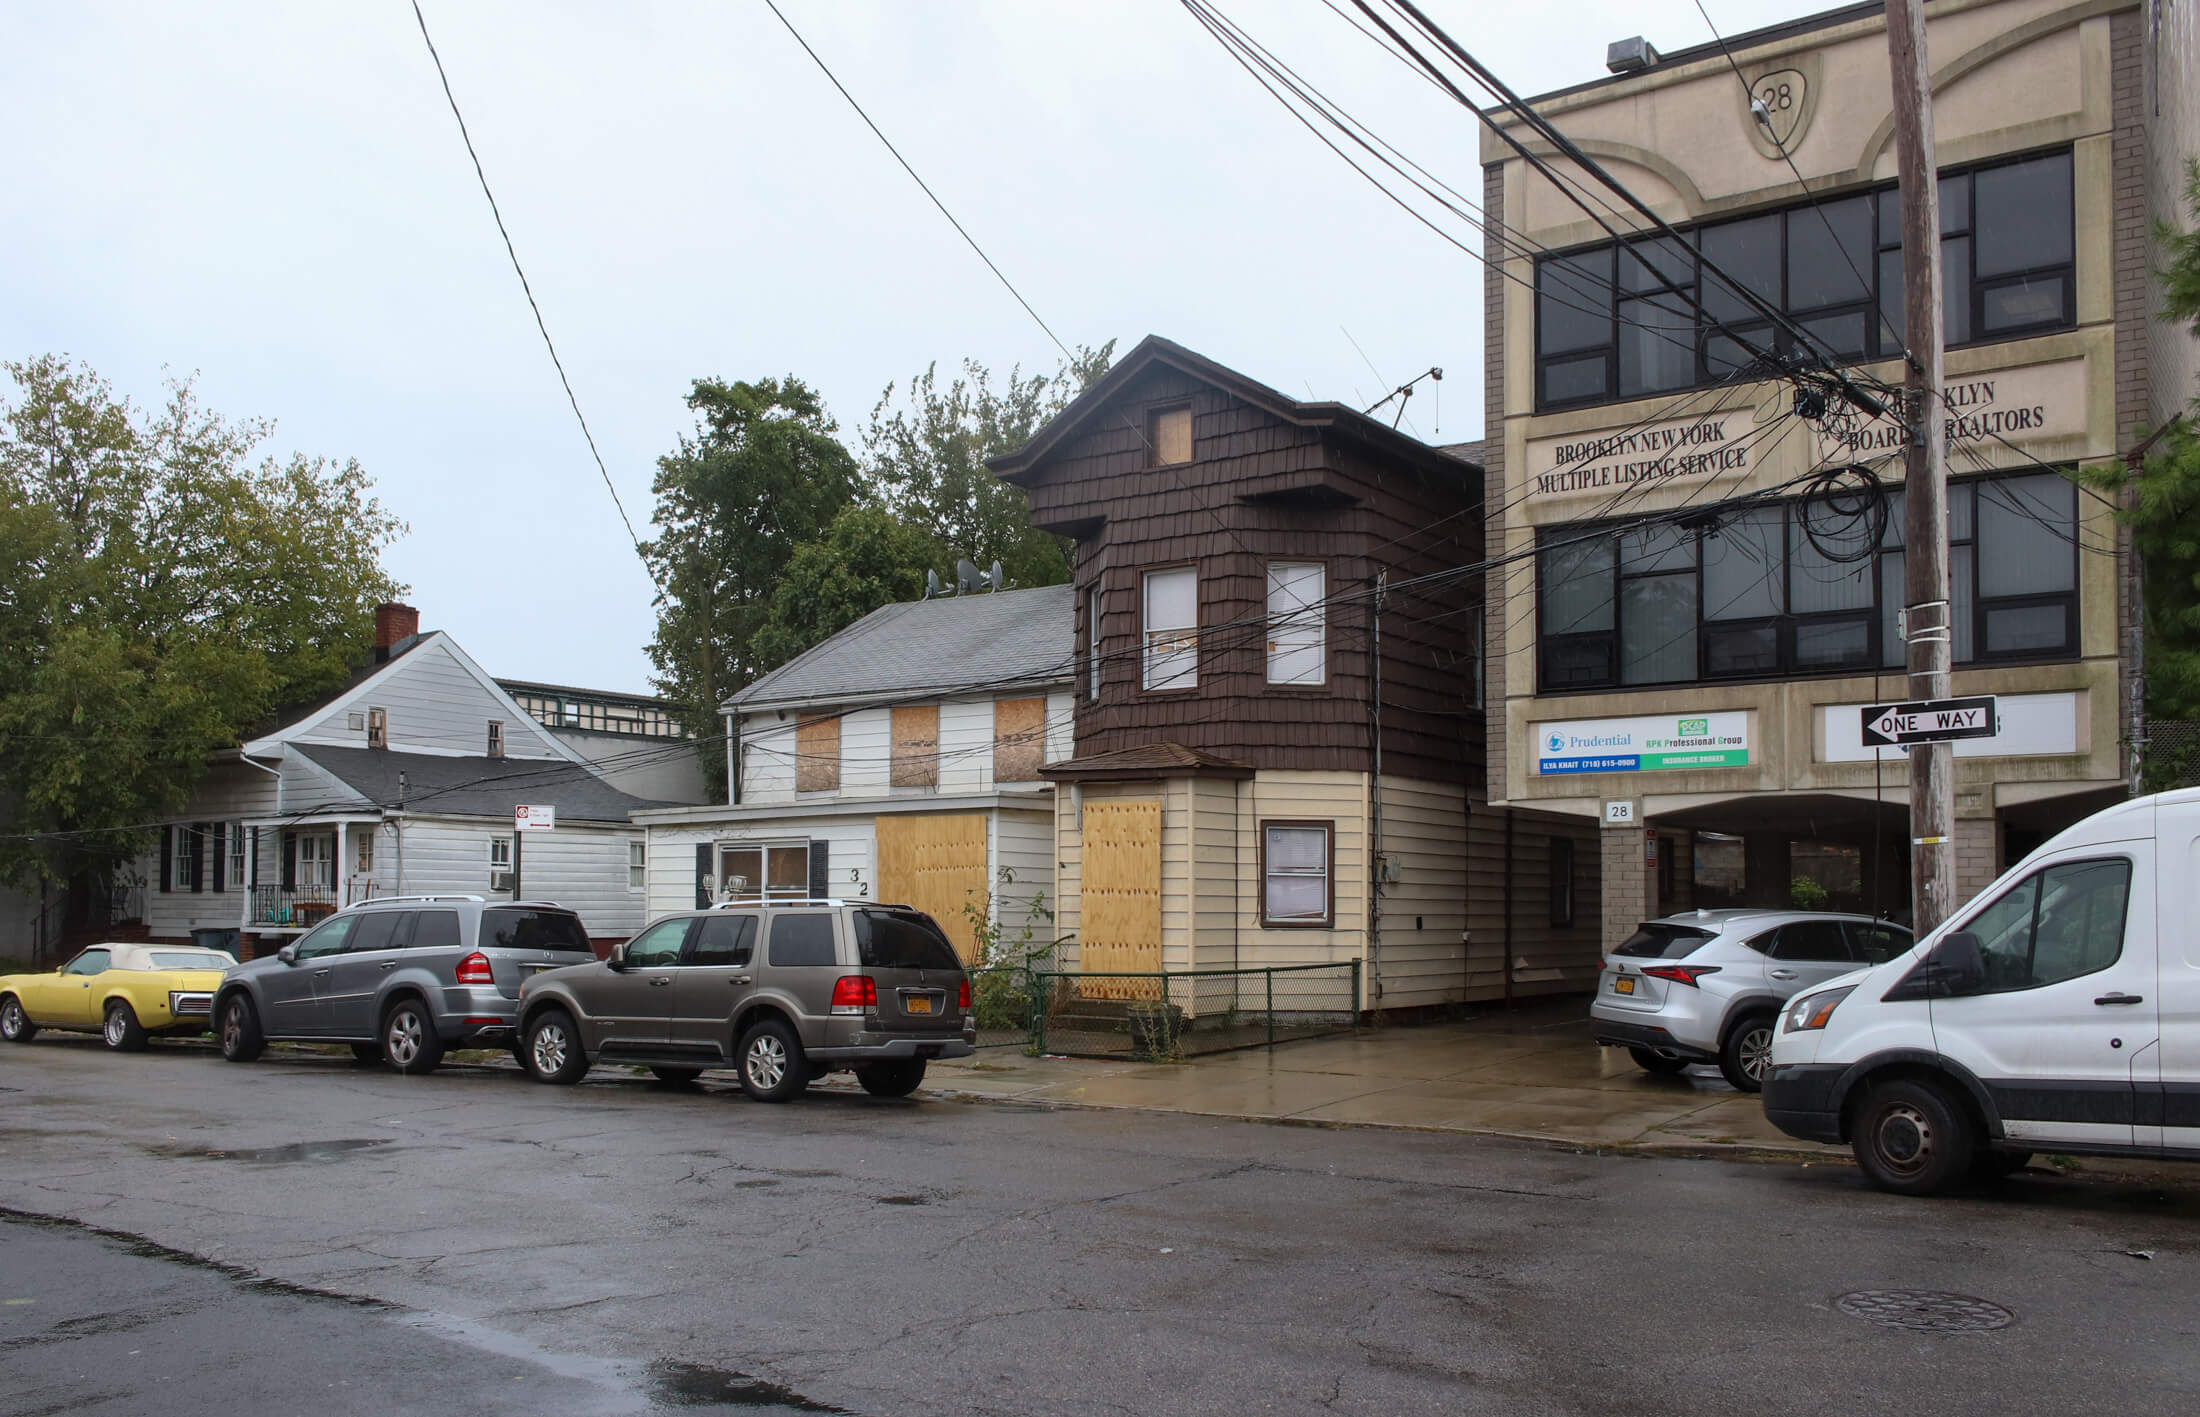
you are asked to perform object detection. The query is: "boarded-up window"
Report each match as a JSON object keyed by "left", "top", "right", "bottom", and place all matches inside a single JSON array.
[
  {"left": 891, "top": 705, "right": 939, "bottom": 788},
  {"left": 1149, "top": 404, "right": 1193, "bottom": 465},
  {"left": 875, "top": 813, "right": 989, "bottom": 963},
  {"left": 796, "top": 714, "right": 841, "bottom": 793},
  {"left": 1081, "top": 799, "right": 1163, "bottom": 997},
  {"left": 993, "top": 697, "right": 1045, "bottom": 782},
  {"left": 1266, "top": 562, "right": 1326, "bottom": 685},
  {"left": 1261, "top": 821, "right": 1333, "bottom": 927}
]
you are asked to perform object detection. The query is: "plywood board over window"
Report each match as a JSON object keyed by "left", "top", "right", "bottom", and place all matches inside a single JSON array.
[
  {"left": 1080, "top": 798, "right": 1163, "bottom": 1000},
  {"left": 993, "top": 697, "right": 1046, "bottom": 782},
  {"left": 891, "top": 705, "right": 940, "bottom": 788},
  {"left": 796, "top": 714, "right": 841, "bottom": 793},
  {"left": 875, "top": 813, "right": 989, "bottom": 963}
]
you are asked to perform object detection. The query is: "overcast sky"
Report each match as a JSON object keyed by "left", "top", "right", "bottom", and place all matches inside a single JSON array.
[{"left": 3, "top": 0, "right": 1830, "bottom": 693}]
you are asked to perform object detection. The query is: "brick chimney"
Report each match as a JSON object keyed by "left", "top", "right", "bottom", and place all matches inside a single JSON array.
[{"left": 373, "top": 602, "right": 420, "bottom": 663}]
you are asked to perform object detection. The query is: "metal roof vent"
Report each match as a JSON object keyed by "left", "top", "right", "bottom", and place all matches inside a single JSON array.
[{"left": 1606, "top": 36, "right": 1660, "bottom": 74}]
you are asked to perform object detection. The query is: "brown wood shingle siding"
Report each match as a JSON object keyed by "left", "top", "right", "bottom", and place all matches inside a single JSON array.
[{"left": 1023, "top": 363, "right": 1484, "bottom": 784}]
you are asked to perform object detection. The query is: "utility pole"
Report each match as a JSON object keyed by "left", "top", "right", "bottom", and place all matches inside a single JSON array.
[{"left": 1885, "top": 0, "right": 1955, "bottom": 932}]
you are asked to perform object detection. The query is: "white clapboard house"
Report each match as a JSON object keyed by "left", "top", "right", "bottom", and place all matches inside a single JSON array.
[
  {"left": 132, "top": 604, "right": 665, "bottom": 957},
  {"left": 634, "top": 585, "right": 1073, "bottom": 964}
]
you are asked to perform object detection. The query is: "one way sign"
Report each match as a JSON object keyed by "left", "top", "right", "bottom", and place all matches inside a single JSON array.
[{"left": 1859, "top": 695, "right": 2000, "bottom": 747}]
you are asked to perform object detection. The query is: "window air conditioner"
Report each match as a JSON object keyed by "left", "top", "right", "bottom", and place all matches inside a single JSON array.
[{"left": 489, "top": 870, "right": 515, "bottom": 892}]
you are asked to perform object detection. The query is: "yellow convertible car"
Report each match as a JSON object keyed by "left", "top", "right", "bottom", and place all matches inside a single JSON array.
[{"left": 0, "top": 942, "right": 234, "bottom": 1051}]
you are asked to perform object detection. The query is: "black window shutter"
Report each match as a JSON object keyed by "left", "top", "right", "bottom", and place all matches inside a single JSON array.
[
  {"left": 694, "top": 842, "right": 713, "bottom": 909},
  {"left": 281, "top": 832, "right": 297, "bottom": 891},
  {"left": 211, "top": 823, "right": 226, "bottom": 894},
  {"left": 189, "top": 825, "right": 205, "bottom": 893},
  {"left": 808, "top": 840, "right": 830, "bottom": 901},
  {"left": 160, "top": 826, "right": 173, "bottom": 893},
  {"left": 249, "top": 827, "right": 261, "bottom": 887}
]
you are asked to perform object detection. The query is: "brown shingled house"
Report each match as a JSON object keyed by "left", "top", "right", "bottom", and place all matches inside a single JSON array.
[{"left": 989, "top": 336, "right": 1601, "bottom": 1013}]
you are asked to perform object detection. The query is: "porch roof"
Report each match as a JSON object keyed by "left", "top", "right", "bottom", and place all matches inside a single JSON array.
[
  {"left": 1039, "top": 741, "right": 1255, "bottom": 783},
  {"left": 290, "top": 745, "right": 670, "bottom": 824}
]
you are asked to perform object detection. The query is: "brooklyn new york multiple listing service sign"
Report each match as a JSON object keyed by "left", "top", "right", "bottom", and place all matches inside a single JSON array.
[{"left": 1536, "top": 711, "right": 1751, "bottom": 775}]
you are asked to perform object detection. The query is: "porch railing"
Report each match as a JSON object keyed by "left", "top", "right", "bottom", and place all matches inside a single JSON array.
[{"left": 247, "top": 883, "right": 339, "bottom": 928}]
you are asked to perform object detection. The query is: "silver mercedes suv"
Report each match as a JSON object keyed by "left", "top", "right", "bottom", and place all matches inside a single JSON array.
[
  {"left": 515, "top": 899, "right": 975, "bottom": 1102},
  {"left": 214, "top": 896, "right": 598, "bottom": 1073},
  {"left": 1589, "top": 909, "right": 1911, "bottom": 1091}
]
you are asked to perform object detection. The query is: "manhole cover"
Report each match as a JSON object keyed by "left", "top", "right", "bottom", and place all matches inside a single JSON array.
[{"left": 1835, "top": 1290, "right": 2015, "bottom": 1333}]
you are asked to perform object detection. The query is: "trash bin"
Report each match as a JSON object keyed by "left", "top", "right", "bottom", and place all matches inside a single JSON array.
[{"left": 191, "top": 928, "right": 241, "bottom": 961}]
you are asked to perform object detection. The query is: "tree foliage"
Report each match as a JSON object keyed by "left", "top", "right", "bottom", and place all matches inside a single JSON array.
[
  {"left": 0, "top": 356, "right": 404, "bottom": 890},
  {"left": 748, "top": 506, "right": 945, "bottom": 673},
  {"left": 2159, "top": 158, "right": 2200, "bottom": 340},
  {"left": 641, "top": 376, "right": 860, "bottom": 742},
  {"left": 861, "top": 343, "right": 1114, "bottom": 590}
]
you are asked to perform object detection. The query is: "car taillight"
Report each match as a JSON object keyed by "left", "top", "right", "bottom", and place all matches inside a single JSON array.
[
  {"left": 455, "top": 952, "right": 494, "bottom": 984},
  {"left": 1641, "top": 965, "right": 1721, "bottom": 987},
  {"left": 957, "top": 978, "right": 972, "bottom": 1010},
  {"left": 830, "top": 976, "right": 877, "bottom": 1015}
]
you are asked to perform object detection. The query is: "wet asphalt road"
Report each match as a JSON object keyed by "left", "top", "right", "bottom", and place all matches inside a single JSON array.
[{"left": 1, "top": 1036, "right": 2197, "bottom": 1417}]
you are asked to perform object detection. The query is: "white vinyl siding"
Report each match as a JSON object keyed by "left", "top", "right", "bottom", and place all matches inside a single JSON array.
[
  {"left": 1266, "top": 563, "right": 1326, "bottom": 685},
  {"left": 1142, "top": 567, "right": 1198, "bottom": 691}
]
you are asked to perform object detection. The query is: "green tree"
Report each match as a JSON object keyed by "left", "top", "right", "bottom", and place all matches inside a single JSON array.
[
  {"left": 748, "top": 506, "right": 945, "bottom": 674},
  {"left": 641, "top": 376, "right": 860, "bottom": 752},
  {"left": 861, "top": 342, "right": 1114, "bottom": 590},
  {"left": 0, "top": 355, "right": 403, "bottom": 904},
  {"left": 2159, "top": 158, "right": 2200, "bottom": 338}
]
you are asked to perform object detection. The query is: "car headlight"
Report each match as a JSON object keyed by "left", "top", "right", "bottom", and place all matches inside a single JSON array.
[{"left": 1784, "top": 986, "right": 1854, "bottom": 1034}]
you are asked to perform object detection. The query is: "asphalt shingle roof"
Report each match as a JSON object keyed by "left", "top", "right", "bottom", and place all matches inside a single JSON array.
[
  {"left": 293, "top": 745, "right": 669, "bottom": 823},
  {"left": 730, "top": 584, "right": 1073, "bottom": 710}
]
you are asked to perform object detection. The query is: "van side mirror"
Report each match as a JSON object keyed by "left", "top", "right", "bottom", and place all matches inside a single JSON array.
[
  {"left": 1886, "top": 930, "right": 1985, "bottom": 1001},
  {"left": 277, "top": 944, "right": 298, "bottom": 965}
]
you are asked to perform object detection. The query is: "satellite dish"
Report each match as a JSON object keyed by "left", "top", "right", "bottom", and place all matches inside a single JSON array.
[
  {"left": 989, "top": 560, "right": 1005, "bottom": 592},
  {"left": 955, "top": 559, "right": 982, "bottom": 595},
  {"left": 924, "top": 569, "right": 941, "bottom": 600}
]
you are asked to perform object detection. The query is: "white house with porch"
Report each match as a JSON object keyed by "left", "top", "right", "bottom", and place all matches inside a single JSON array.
[{"left": 132, "top": 604, "right": 662, "bottom": 957}]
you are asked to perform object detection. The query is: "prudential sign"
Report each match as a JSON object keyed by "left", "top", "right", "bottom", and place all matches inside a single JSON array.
[{"left": 1535, "top": 711, "right": 1751, "bottom": 776}]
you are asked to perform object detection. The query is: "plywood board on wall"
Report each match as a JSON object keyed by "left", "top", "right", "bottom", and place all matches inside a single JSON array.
[
  {"left": 993, "top": 697, "right": 1046, "bottom": 782},
  {"left": 875, "top": 812, "right": 989, "bottom": 962},
  {"left": 891, "top": 706, "right": 940, "bottom": 788},
  {"left": 795, "top": 715, "right": 840, "bottom": 793},
  {"left": 1080, "top": 798, "right": 1162, "bottom": 999}
]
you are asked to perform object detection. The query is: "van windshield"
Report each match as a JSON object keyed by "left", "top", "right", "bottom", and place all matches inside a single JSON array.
[
  {"left": 853, "top": 910, "right": 962, "bottom": 971},
  {"left": 481, "top": 908, "right": 594, "bottom": 954},
  {"left": 1612, "top": 924, "right": 1717, "bottom": 958}
]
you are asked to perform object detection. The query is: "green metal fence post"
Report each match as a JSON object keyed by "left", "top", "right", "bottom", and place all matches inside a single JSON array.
[
  {"left": 1028, "top": 967, "right": 1045, "bottom": 1055},
  {"left": 1266, "top": 967, "right": 1275, "bottom": 1048}
]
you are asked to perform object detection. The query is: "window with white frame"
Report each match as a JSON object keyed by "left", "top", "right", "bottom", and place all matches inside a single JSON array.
[
  {"left": 1142, "top": 567, "right": 1198, "bottom": 691},
  {"left": 487, "top": 720, "right": 505, "bottom": 758},
  {"left": 489, "top": 836, "right": 513, "bottom": 871},
  {"left": 171, "top": 827, "right": 195, "bottom": 891},
  {"left": 366, "top": 706, "right": 387, "bottom": 749},
  {"left": 297, "top": 833, "right": 335, "bottom": 890},
  {"left": 1266, "top": 562, "right": 1326, "bottom": 685},
  {"left": 628, "top": 840, "right": 647, "bottom": 890},
  {"left": 719, "top": 842, "right": 809, "bottom": 901},
  {"left": 228, "top": 822, "right": 247, "bottom": 888},
  {"left": 355, "top": 831, "right": 374, "bottom": 874},
  {"left": 1087, "top": 588, "right": 1101, "bottom": 701},
  {"left": 1262, "top": 822, "right": 1333, "bottom": 927}
]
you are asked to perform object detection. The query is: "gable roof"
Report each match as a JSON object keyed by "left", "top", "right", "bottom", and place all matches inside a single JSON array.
[
  {"left": 986, "top": 335, "right": 1475, "bottom": 485},
  {"left": 730, "top": 584, "right": 1073, "bottom": 713},
  {"left": 291, "top": 745, "right": 669, "bottom": 824}
]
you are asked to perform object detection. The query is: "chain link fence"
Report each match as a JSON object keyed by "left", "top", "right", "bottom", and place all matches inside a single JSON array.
[
  {"left": 965, "top": 962, "right": 1361, "bottom": 1060},
  {"left": 2148, "top": 720, "right": 2200, "bottom": 791}
]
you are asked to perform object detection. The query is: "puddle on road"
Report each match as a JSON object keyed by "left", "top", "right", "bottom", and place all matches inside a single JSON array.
[
  {"left": 646, "top": 1360, "right": 854, "bottom": 1412},
  {"left": 141, "top": 1138, "right": 394, "bottom": 1165}
]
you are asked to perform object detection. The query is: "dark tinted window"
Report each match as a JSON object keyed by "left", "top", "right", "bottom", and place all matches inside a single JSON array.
[
  {"left": 1969, "top": 858, "right": 2132, "bottom": 992},
  {"left": 347, "top": 911, "right": 408, "bottom": 953},
  {"left": 689, "top": 915, "right": 756, "bottom": 967},
  {"left": 1973, "top": 153, "right": 2072, "bottom": 277},
  {"left": 1785, "top": 195, "right": 1873, "bottom": 310},
  {"left": 854, "top": 911, "right": 961, "bottom": 971},
  {"left": 1770, "top": 920, "right": 1852, "bottom": 962},
  {"left": 1612, "top": 924, "right": 1715, "bottom": 959},
  {"left": 768, "top": 914, "right": 838, "bottom": 968},
  {"left": 411, "top": 910, "right": 461, "bottom": 951},
  {"left": 293, "top": 915, "right": 356, "bottom": 961},
  {"left": 481, "top": 908, "right": 593, "bottom": 954},
  {"left": 1847, "top": 922, "right": 1912, "bottom": 964}
]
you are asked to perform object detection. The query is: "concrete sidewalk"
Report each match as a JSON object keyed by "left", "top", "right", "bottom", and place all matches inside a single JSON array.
[{"left": 927, "top": 999, "right": 1829, "bottom": 1156}]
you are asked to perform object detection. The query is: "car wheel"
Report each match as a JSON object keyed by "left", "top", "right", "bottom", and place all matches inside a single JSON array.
[
  {"left": 218, "top": 994, "right": 264, "bottom": 1062},
  {"left": 1627, "top": 1047, "right": 1690, "bottom": 1076},
  {"left": 102, "top": 1000, "right": 148, "bottom": 1052},
  {"left": 1851, "top": 1078, "right": 1977, "bottom": 1196},
  {"left": 1969, "top": 1148, "right": 2033, "bottom": 1183},
  {"left": 0, "top": 994, "right": 37, "bottom": 1043},
  {"left": 524, "top": 1009, "right": 589, "bottom": 1085},
  {"left": 855, "top": 1060, "right": 927, "bottom": 1098},
  {"left": 350, "top": 1043, "right": 384, "bottom": 1066},
  {"left": 1718, "top": 1013, "right": 1777, "bottom": 1093},
  {"left": 736, "top": 1019, "right": 808, "bottom": 1103},
  {"left": 381, "top": 999, "right": 445, "bottom": 1076},
  {"left": 650, "top": 1065, "right": 703, "bottom": 1085}
]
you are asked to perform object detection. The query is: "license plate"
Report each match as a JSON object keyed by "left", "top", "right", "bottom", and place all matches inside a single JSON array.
[
  {"left": 906, "top": 996, "right": 933, "bottom": 1014},
  {"left": 1613, "top": 976, "right": 1636, "bottom": 995}
]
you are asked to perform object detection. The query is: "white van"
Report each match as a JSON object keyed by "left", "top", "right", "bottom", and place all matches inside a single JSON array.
[{"left": 1763, "top": 787, "right": 2197, "bottom": 1195}]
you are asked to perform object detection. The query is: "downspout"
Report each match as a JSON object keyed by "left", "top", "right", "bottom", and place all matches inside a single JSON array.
[{"left": 1367, "top": 572, "right": 1386, "bottom": 1015}]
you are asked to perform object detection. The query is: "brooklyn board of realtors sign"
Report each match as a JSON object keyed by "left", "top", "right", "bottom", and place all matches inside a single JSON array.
[
  {"left": 1813, "top": 358, "right": 2085, "bottom": 462},
  {"left": 1536, "top": 711, "right": 1751, "bottom": 775}
]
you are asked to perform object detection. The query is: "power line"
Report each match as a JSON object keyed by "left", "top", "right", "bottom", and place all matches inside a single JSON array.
[{"left": 408, "top": 1, "right": 644, "bottom": 559}]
